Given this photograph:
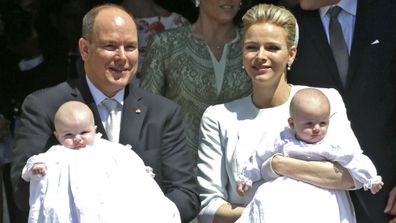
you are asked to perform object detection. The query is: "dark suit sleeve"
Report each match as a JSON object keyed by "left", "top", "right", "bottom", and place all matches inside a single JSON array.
[
  {"left": 160, "top": 105, "right": 200, "bottom": 222},
  {"left": 10, "top": 92, "right": 59, "bottom": 211}
]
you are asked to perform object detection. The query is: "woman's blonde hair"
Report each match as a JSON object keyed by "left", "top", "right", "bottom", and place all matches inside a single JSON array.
[{"left": 241, "top": 4, "right": 298, "bottom": 49}]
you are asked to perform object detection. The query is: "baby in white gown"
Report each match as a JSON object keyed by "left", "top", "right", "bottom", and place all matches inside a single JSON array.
[
  {"left": 22, "top": 101, "right": 180, "bottom": 223},
  {"left": 236, "top": 88, "right": 383, "bottom": 223}
]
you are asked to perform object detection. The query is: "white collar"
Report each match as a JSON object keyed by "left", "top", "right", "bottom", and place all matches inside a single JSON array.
[
  {"left": 18, "top": 54, "right": 44, "bottom": 71},
  {"left": 319, "top": 0, "right": 357, "bottom": 18},
  {"left": 85, "top": 75, "right": 125, "bottom": 106}
]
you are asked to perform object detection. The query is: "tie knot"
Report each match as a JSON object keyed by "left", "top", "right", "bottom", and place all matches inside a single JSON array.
[
  {"left": 102, "top": 98, "right": 118, "bottom": 112},
  {"left": 328, "top": 6, "right": 342, "bottom": 18}
]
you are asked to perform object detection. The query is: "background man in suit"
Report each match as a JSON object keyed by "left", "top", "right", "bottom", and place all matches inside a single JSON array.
[
  {"left": 288, "top": 0, "right": 396, "bottom": 222},
  {"left": 10, "top": 4, "right": 200, "bottom": 223}
]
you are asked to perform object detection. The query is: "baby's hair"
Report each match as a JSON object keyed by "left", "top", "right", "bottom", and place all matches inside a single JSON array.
[
  {"left": 54, "top": 101, "right": 94, "bottom": 131},
  {"left": 289, "top": 88, "right": 330, "bottom": 118}
]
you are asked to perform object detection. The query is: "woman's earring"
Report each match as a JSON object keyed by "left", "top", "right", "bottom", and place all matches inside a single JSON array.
[
  {"left": 287, "top": 63, "right": 291, "bottom": 71},
  {"left": 195, "top": 0, "right": 200, "bottom": 7},
  {"left": 242, "top": 65, "right": 245, "bottom": 69}
]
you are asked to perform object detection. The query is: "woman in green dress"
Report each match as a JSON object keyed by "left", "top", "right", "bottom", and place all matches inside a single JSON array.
[{"left": 140, "top": 0, "right": 252, "bottom": 161}]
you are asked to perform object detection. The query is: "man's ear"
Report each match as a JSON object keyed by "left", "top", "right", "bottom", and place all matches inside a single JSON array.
[
  {"left": 288, "top": 117, "right": 295, "bottom": 129},
  {"left": 79, "top": 37, "right": 89, "bottom": 61}
]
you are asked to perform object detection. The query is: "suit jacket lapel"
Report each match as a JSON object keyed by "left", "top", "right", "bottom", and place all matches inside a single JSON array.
[
  {"left": 348, "top": 0, "right": 374, "bottom": 87},
  {"left": 72, "top": 79, "right": 146, "bottom": 145},
  {"left": 298, "top": 8, "right": 344, "bottom": 90},
  {"left": 119, "top": 85, "right": 146, "bottom": 148},
  {"left": 71, "top": 77, "right": 109, "bottom": 139}
]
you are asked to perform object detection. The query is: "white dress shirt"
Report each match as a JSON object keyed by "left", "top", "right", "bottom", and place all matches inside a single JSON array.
[
  {"left": 86, "top": 75, "right": 124, "bottom": 143},
  {"left": 320, "top": 0, "right": 357, "bottom": 53}
]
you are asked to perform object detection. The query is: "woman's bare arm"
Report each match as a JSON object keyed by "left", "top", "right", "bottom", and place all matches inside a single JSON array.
[
  {"left": 272, "top": 155, "right": 355, "bottom": 189},
  {"left": 213, "top": 203, "right": 244, "bottom": 223}
]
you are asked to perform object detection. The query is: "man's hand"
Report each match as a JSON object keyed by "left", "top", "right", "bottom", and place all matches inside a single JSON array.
[{"left": 385, "top": 185, "right": 396, "bottom": 222}]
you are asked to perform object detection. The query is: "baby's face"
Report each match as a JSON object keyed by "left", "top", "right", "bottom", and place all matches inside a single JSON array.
[
  {"left": 292, "top": 110, "right": 329, "bottom": 144},
  {"left": 55, "top": 118, "right": 96, "bottom": 149}
]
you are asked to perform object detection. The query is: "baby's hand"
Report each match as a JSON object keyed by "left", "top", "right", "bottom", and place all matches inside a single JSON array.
[
  {"left": 237, "top": 182, "right": 250, "bottom": 197},
  {"left": 31, "top": 163, "right": 47, "bottom": 176},
  {"left": 370, "top": 181, "right": 384, "bottom": 194}
]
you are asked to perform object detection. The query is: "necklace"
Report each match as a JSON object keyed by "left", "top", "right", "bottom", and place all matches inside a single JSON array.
[
  {"left": 191, "top": 23, "right": 234, "bottom": 51},
  {"left": 209, "top": 43, "right": 223, "bottom": 50},
  {"left": 202, "top": 38, "right": 225, "bottom": 50}
]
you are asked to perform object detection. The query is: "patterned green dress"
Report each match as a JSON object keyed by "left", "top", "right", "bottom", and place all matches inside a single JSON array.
[{"left": 140, "top": 25, "right": 252, "bottom": 162}]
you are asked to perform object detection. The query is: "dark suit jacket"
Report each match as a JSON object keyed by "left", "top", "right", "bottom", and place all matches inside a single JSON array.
[
  {"left": 288, "top": 1, "right": 396, "bottom": 222},
  {"left": 10, "top": 77, "right": 200, "bottom": 222}
]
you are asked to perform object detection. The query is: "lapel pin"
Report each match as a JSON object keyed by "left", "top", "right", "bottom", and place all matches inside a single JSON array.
[{"left": 135, "top": 108, "right": 141, "bottom": 114}]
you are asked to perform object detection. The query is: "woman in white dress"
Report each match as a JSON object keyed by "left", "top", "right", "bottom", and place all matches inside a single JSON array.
[{"left": 197, "top": 4, "right": 365, "bottom": 223}]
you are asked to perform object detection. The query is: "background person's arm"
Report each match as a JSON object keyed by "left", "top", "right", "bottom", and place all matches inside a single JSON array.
[{"left": 140, "top": 31, "right": 167, "bottom": 95}]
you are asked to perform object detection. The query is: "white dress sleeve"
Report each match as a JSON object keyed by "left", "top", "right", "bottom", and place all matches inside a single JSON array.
[
  {"left": 22, "top": 145, "right": 64, "bottom": 182},
  {"left": 22, "top": 155, "right": 45, "bottom": 182},
  {"left": 239, "top": 135, "right": 283, "bottom": 186},
  {"left": 321, "top": 147, "right": 382, "bottom": 190},
  {"left": 25, "top": 145, "right": 73, "bottom": 223},
  {"left": 197, "top": 106, "right": 230, "bottom": 223}
]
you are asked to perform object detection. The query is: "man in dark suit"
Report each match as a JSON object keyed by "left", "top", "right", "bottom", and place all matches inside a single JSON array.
[
  {"left": 288, "top": 0, "right": 396, "bottom": 222},
  {"left": 10, "top": 4, "right": 200, "bottom": 222}
]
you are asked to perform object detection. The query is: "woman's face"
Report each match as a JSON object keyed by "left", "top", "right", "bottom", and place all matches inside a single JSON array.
[
  {"left": 199, "top": 0, "right": 241, "bottom": 24},
  {"left": 243, "top": 22, "right": 296, "bottom": 85}
]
